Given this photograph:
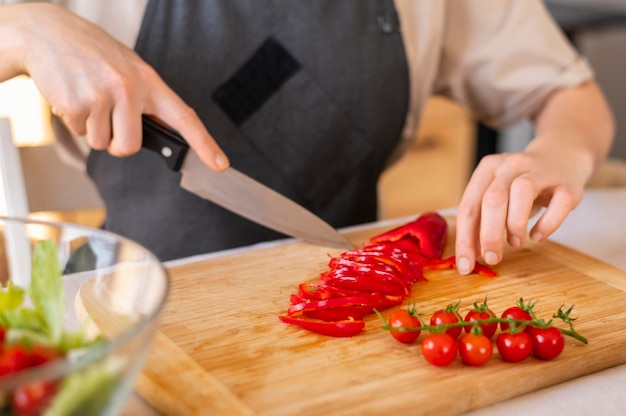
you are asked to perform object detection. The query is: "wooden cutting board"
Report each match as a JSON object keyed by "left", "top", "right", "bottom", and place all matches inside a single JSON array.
[{"left": 128, "top": 218, "right": 626, "bottom": 415}]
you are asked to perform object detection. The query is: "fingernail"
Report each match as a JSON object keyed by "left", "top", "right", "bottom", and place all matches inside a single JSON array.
[
  {"left": 530, "top": 231, "right": 543, "bottom": 242},
  {"left": 484, "top": 251, "right": 498, "bottom": 265},
  {"left": 509, "top": 235, "right": 521, "bottom": 248},
  {"left": 214, "top": 152, "right": 230, "bottom": 170},
  {"left": 457, "top": 257, "right": 471, "bottom": 275}
]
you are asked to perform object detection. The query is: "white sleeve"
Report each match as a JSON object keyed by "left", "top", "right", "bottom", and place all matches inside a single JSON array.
[
  {"left": 1, "top": 0, "right": 147, "bottom": 48},
  {"left": 434, "top": 0, "right": 594, "bottom": 130}
]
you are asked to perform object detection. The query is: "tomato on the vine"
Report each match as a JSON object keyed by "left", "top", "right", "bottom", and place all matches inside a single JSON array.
[
  {"left": 430, "top": 301, "right": 462, "bottom": 339},
  {"left": 529, "top": 326, "right": 565, "bottom": 360},
  {"left": 458, "top": 332, "right": 492, "bottom": 366},
  {"left": 500, "top": 306, "right": 533, "bottom": 332},
  {"left": 388, "top": 308, "right": 421, "bottom": 344},
  {"left": 496, "top": 331, "right": 532, "bottom": 363},
  {"left": 421, "top": 333, "right": 457, "bottom": 367},
  {"left": 464, "top": 306, "right": 497, "bottom": 340},
  {"left": 500, "top": 299, "right": 534, "bottom": 332}
]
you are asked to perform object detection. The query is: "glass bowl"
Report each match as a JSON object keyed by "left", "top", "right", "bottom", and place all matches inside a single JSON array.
[{"left": 0, "top": 217, "right": 168, "bottom": 415}]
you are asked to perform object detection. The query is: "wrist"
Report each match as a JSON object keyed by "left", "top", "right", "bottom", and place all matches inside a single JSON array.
[
  {"left": 527, "top": 125, "right": 596, "bottom": 185},
  {"left": 0, "top": 4, "right": 31, "bottom": 80}
]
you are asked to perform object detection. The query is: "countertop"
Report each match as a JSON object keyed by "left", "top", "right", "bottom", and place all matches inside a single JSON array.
[
  {"left": 122, "top": 187, "right": 626, "bottom": 415},
  {"left": 467, "top": 187, "right": 626, "bottom": 416}
]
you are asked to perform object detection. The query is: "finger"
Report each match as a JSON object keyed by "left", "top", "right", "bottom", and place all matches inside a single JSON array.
[
  {"left": 109, "top": 97, "right": 142, "bottom": 157},
  {"left": 85, "top": 103, "right": 112, "bottom": 151},
  {"left": 455, "top": 156, "right": 500, "bottom": 274},
  {"left": 529, "top": 187, "right": 579, "bottom": 242},
  {"left": 51, "top": 104, "right": 88, "bottom": 137},
  {"left": 147, "top": 83, "right": 229, "bottom": 171},
  {"left": 505, "top": 175, "right": 540, "bottom": 248},
  {"left": 479, "top": 177, "right": 512, "bottom": 265},
  {"left": 478, "top": 153, "right": 536, "bottom": 264}
]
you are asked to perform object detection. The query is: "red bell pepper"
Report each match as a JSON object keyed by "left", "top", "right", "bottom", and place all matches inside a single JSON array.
[
  {"left": 298, "top": 282, "right": 405, "bottom": 304},
  {"left": 326, "top": 257, "right": 411, "bottom": 295},
  {"left": 424, "top": 255, "right": 497, "bottom": 277},
  {"left": 369, "top": 212, "right": 447, "bottom": 259},
  {"left": 338, "top": 251, "right": 425, "bottom": 284},
  {"left": 288, "top": 295, "right": 402, "bottom": 317},
  {"left": 302, "top": 309, "right": 365, "bottom": 322},
  {"left": 321, "top": 272, "right": 409, "bottom": 297},
  {"left": 472, "top": 262, "right": 498, "bottom": 277},
  {"left": 280, "top": 212, "right": 499, "bottom": 338},
  {"left": 279, "top": 315, "right": 365, "bottom": 337}
]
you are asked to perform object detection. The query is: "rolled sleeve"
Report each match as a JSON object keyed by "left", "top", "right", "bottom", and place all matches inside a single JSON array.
[{"left": 434, "top": 0, "right": 595, "bottom": 130}]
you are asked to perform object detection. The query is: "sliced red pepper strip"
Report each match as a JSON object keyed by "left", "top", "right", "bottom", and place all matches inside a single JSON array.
[
  {"left": 362, "top": 239, "right": 424, "bottom": 258},
  {"left": 303, "top": 309, "right": 365, "bottom": 322},
  {"left": 327, "top": 257, "right": 412, "bottom": 295},
  {"left": 472, "top": 262, "right": 498, "bottom": 277},
  {"left": 369, "top": 212, "right": 448, "bottom": 259},
  {"left": 301, "top": 283, "right": 406, "bottom": 303},
  {"left": 338, "top": 252, "right": 422, "bottom": 284},
  {"left": 290, "top": 293, "right": 305, "bottom": 305},
  {"left": 424, "top": 255, "right": 497, "bottom": 277},
  {"left": 423, "top": 256, "right": 456, "bottom": 271},
  {"left": 328, "top": 258, "right": 401, "bottom": 280},
  {"left": 297, "top": 283, "right": 337, "bottom": 301},
  {"left": 287, "top": 295, "right": 400, "bottom": 317},
  {"left": 279, "top": 315, "right": 365, "bottom": 337},
  {"left": 321, "top": 273, "right": 408, "bottom": 297}
]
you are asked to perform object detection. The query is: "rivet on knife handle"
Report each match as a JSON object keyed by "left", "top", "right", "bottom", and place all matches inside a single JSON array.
[{"left": 141, "top": 115, "right": 189, "bottom": 171}]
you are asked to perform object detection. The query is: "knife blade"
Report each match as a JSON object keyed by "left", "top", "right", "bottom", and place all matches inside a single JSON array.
[{"left": 141, "top": 116, "right": 355, "bottom": 250}]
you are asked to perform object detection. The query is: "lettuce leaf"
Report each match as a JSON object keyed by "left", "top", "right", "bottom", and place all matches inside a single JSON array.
[
  {"left": 0, "top": 281, "right": 25, "bottom": 311},
  {"left": 29, "top": 240, "right": 64, "bottom": 344}
]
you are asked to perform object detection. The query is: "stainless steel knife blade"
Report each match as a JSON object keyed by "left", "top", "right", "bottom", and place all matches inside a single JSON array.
[{"left": 141, "top": 116, "right": 355, "bottom": 250}]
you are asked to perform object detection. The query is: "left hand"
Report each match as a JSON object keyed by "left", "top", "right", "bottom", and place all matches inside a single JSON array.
[{"left": 454, "top": 81, "right": 614, "bottom": 275}]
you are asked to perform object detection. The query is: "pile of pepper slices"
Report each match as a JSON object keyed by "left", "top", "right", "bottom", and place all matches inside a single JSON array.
[{"left": 279, "top": 212, "right": 497, "bottom": 337}]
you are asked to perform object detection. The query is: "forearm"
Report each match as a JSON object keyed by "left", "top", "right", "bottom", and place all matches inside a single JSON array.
[
  {"left": 529, "top": 81, "right": 615, "bottom": 182},
  {"left": 0, "top": 5, "right": 29, "bottom": 81}
]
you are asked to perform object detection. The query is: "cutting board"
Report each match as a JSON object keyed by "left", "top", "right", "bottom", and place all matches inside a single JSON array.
[{"left": 123, "top": 218, "right": 626, "bottom": 415}]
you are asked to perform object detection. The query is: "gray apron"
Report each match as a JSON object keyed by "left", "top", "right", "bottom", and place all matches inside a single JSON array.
[{"left": 87, "top": 0, "right": 409, "bottom": 260}]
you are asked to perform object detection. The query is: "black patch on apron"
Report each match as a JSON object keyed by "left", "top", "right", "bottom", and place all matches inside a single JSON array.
[{"left": 212, "top": 38, "right": 301, "bottom": 126}]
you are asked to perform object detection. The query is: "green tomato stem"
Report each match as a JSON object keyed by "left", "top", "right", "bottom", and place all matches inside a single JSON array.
[{"left": 375, "top": 308, "right": 588, "bottom": 344}]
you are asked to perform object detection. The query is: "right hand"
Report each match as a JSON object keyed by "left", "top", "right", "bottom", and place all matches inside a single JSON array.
[{"left": 1, "top": 3, "right": 229, "bottom": 171}]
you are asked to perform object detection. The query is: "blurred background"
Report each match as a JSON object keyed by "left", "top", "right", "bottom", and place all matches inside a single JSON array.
[{"left": 1, "top": 0, "right": 625, "bottom": 228}]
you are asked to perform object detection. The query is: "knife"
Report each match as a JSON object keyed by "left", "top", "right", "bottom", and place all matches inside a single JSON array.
[{"left": 141, "top": 116, "right": 355, "bottom": 250}]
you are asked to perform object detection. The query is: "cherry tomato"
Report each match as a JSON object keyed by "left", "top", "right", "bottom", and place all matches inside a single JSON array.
[
  {"left": 388, "top": 308, "right": 421, "bottom": 344},
  {"left": 529, "top": 326, "right": 565, "bottom": 360},
  {"left": 500, "top": 306, "right": 533, "bottom": 332},
  {"left": 430, "top": 310, "right": 462, "bottom": 339},
  {"left": 496, "top": 331, "right": 532, "bottom": 363},
  {"left": 458, "top": 332, "right": 493, "bottom": 366},
  {"left": 0, "top": 346, "right": 31, "bottom": 376},
  {"left": 27, "top": 345, "right": 61, "bottom": 367},
  {"left": 12, "top": 381, "right": 58, "bottom": 416},
  {"left": 421, "top": 333, "right": 457, "bottom": 366},
  {"left": 464, "top": 309, "right": 497, "bottom": 340}
]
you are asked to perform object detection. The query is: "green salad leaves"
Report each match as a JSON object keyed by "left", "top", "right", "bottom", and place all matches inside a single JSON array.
[{"left": 0, "top": 240, "right": 122, "bottom": 416}]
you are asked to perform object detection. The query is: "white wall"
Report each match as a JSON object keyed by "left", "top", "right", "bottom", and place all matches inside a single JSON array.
[{"left": 578, "top": 25, "right": 626, "bottom": 160}]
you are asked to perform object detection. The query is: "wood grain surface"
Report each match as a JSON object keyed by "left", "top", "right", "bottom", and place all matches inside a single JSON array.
[{"left": 117, "top": 218, "right": 626, "bottom": 415}]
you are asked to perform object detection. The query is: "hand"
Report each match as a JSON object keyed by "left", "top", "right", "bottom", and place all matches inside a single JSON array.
[
  {"left": 454, "top": 81, "right": 614, "bottom": 275},
  {"left": 2, "top": 3, "right": 229, "bottom": 170},
  {"left": 455, "top": 143, "right": 587, "bottom": 274}
]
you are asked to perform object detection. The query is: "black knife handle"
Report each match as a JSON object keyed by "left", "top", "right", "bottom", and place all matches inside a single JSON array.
[{"left": 141, "top": 116, "right": 189, "bottom": 171}]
